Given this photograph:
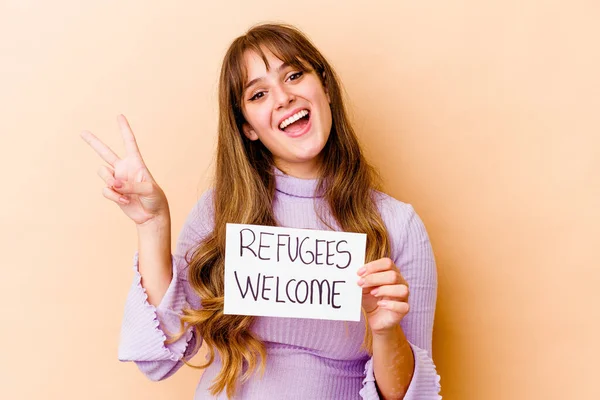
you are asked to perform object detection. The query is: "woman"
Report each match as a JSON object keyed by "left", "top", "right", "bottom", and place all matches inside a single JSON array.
[{"left": 81, "top": 23, "right": 440, "bottom": 399}]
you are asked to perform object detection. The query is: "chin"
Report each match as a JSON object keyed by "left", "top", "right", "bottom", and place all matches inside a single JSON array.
[{"left": 293, "top": 143, "right": 327, "bottom": 161}]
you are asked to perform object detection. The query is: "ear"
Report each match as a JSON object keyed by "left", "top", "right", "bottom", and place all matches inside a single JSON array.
[
  {"left": 242, "top": 123, "right": 259, "bottom": 141},
  {"left": 322, "top": 71, "right": 331, "bottom": 104}
]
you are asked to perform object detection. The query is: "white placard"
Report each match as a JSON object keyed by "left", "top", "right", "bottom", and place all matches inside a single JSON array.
[{"left": 223, "top": 223, "right": 367, "bottom": 322}]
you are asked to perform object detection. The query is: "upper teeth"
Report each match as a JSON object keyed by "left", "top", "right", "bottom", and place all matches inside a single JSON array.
[{"left": 279, "top": 110, "right": 309, "bottom": 130}]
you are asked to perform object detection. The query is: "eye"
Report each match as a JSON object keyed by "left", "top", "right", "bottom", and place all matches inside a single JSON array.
[
  {"left": 288, "top": 71, "right": 303, "bottom": 81},
  {"left": 249, "top": 91, "right": 265, "bottom": 101}
]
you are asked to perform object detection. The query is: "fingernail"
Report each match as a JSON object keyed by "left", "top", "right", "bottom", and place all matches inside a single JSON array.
[
  {"left": 357, "top": 278, "right": 364, "bottom": 286},
  {"left": 113, "top": 180, "right": 122, "bottom": 188},
  {"left": 119, "top": 196, "right": 129, "bottom": 204},
  {"left": 370, "top": 288, "right": 378, "bottom": 296},
  {"left": 357, "top": 267, "right": 366, "bottom": 276},
  {"left": 378, "top": 300, "right": 388, "bottom": 307}
]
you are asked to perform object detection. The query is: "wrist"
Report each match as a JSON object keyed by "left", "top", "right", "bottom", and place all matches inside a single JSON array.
[
  {"left": 137, "top": 212, "right": 171, "bottom": 231},
  {"left": 372, "top": 324, "right": 407, "bottom": 343}
]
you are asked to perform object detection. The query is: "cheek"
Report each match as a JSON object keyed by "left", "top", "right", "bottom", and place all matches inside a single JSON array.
[
  {"left": 317, "top": 92, "right": 333, "bottom": 127},
  {"left": 309, "top": 87, "right": 332, "bottom": 118},
  {"left": 255, "top": 107, "right": 274, "bottom": 130},
  {"left": 244, "top": 106, "right": 272, "bottom": 135}
]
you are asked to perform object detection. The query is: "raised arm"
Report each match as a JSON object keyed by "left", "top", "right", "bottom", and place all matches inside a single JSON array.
[{"left": 118, "top": 190, "right": 214, "bottom": 380}]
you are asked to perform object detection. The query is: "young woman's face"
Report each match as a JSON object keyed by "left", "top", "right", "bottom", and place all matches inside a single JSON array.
[{"left": 241, "top": 49, "right": 332, "bottom": 178}]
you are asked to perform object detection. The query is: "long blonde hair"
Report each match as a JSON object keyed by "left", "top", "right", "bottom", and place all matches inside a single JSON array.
[{"left": 167, "top": 23, "right": 391, "bottom": 398}]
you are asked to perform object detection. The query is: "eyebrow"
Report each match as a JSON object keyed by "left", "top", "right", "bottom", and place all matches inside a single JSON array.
[{"left": 243, "top": 62, "right": 292, "bottom": 93}]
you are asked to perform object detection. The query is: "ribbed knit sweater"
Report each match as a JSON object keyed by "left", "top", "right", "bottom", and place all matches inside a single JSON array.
[{"left": 118, "top": 170, "right": 441, "bottom": 399}]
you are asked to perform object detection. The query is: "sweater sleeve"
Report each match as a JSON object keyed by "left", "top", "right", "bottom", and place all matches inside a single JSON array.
[
  {"left": 360, "top": 203, "right": 441, "bottom": 399},
  {"left": 117, "top": 190, "right": 214, "bottom": 381}
]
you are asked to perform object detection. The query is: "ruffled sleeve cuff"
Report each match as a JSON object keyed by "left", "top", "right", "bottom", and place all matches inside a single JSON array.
[
  {"left": 118, "top": 251, "right": 194, "bottom": 363},
  {"left": 403, "top": 342, "right": 442, "bottom": 399},
  {"left": 359, "top": 357, "right": 380, "bottom": 399},
  {"left": 359, "top": 342, "right": 441, "bottom": 400}
]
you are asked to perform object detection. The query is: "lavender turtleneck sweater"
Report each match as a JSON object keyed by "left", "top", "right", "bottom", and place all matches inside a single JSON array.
[{"left": 118, "top": 170, "right": 441, "bottom": 399}]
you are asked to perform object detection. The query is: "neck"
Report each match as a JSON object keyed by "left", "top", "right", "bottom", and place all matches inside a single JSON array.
[{"left": 274, "top": 157, "right": 322, "bottom": 179}]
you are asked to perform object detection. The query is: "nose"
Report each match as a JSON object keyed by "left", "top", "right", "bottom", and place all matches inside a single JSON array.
[{"left": 272, "top": 83, "right": 295, "bottom": 109}]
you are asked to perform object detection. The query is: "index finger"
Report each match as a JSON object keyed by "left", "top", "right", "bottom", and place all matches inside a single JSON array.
[
  {"left": 358, "top": 257, "right": 396, "bottom": 275},
  {"left": 80, "top": 130, "right": 120, "bottom": 167},
  {"left": 358, "top": 258, "right": 408, "bottom": 284},
  {"left": 117, "top": 114, "right": 144, "bottom": 160}
]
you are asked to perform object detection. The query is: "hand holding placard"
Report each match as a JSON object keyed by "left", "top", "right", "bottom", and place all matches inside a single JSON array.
[{"left": 223, "top": 224, "right": 367, "bottom": 321}]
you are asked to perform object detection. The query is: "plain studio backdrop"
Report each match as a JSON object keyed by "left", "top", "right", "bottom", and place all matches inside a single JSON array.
[{"left": 1, "top": 1, "right": 598, "bottom": 399}]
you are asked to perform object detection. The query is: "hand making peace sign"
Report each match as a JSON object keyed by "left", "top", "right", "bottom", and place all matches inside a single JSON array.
[{"left": 80, "top": 115, "right": 170, "bottom": 226}]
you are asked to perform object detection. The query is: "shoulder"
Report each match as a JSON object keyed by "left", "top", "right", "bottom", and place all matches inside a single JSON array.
[
  {"left": 371, "top": 190, "right": 431, "bottom": 262},
  {"left": 372, "top": 190, "right": 417, "bottom": 231},
  {"left": 191, "top": 187, "right": 215, "bottom": 217},
  {"left": 175, "top": 188, "right": 216, "bottom": 278},
  {"left": 180, "top": 187, "right": 216, "bottom": 240}
]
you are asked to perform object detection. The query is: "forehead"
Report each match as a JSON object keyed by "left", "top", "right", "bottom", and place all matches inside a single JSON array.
[{"left": 243, "top": 48, "right": 286, "bottom": 80}]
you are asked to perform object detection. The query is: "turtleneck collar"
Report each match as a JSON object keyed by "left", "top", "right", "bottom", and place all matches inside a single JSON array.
[{"left": 274, "top": 167, "right": 324, "bottom": 199}]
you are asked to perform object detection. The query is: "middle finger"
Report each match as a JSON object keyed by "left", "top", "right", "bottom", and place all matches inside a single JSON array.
[{"left": 370, "top": 284, "right": 409, "bottom": 300}]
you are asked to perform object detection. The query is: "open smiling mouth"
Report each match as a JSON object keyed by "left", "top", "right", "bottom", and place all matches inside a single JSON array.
[{"left": 278, "top": 110, "right": 311, "bottom": 135}]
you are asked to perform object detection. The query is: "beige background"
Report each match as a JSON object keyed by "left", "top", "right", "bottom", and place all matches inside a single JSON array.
[{"left": 1, "top": 0, "right": 599, "bottom": 399}]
